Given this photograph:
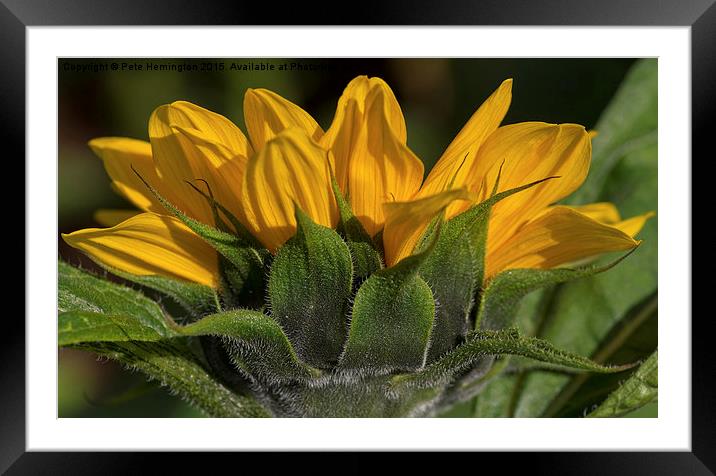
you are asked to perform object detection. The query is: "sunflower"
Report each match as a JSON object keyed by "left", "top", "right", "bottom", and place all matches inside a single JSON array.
[{"left": 62, "top": 76, "right": 652, "bottom": 289}]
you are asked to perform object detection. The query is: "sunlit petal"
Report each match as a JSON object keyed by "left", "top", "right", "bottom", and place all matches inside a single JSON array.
[
  {"left": 322, "top": 75, "right": 407, "bottom": 149},
  {"left": 567, "top": 202, "right": 621, "bottom": 224},
  {"left": 383, "top": 188, "right": 472, "bottom": 266},
  {"left": 418, "top": 79, "right": 512, "bottom": 213},
  {"left": 477, "top": 123, "right": 592, "bottom": 253},
  {"left": 345, "top": 88, "right": 424, "bottom": 236},
  {"left": 149, "top": 101, "right": 251, "bottom": 225},
  {"left": 241, "top": 128, "right": 338, "bottom": 253},
  {"left": 88, "top": 137, "right": 165, "bottom": 213},
  {"left": 244, "top": 88, "right": 323, "bottom": 151},
  {"left": 566, "top": 203, "right": 655, "bottom": 238},
  {"left": 62, "top": 212, "right": 220, "bottom": 288},
  {"left": 486, "top": 206, "right": 641, "bottom": 279}
]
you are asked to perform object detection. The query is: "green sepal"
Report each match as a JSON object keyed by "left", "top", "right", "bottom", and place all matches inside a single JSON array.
[
  {"left": 268, "top": 207, "right": 353, "bottom": 368},
  {"left": 330, "top": 175, "right": 383, "bottom": 280},
  {"left": 186, "top": 180, "right": 267, "bottom": 306},
  {"left": 59, "top": 263, "right": 270, "bottom": 417},
  {"left": 74, "top": 339, "right": 271, "bottom": 417},
  {"left": 476, "top": 249, "right": 636, "bottom": 331},
  {"left": 91, "top": 262, "right": 219, "bottom": 318},
  {"left": 588, "top": 350, "right": 657, "bottom": 418},
  {"left": 133, "top": 169, "right": 267, "bottom": 307},
  {"left": 178, "top": 310, "right": 322, "bottom": 384},
  {"left": 59, "top": 293, "right": 319, "bottom": 386},
  {"left": 418, "top": 176, "right": 560, "bottom": 362},
  {"left": 416, "top": 213, "right": 477, "bottom": 363},
  {"left": 338, "top": 234, "right": 441, "bottom": 373},
  {"left": 59, "top": 261, "right": 173, "bottom": 337},
  {"left": 390, "top": 328, "right": 633, "bottom": 394},
  {"left": 59, "top": 310, "right": 174, "bottom": 346},
  {"left": 185, "top": 179, "right": 264, "bottom": 249}
]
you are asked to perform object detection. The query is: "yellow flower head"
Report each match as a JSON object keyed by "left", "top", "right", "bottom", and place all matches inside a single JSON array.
[{"left": 63, "top": 76, "right": 652, "bottom": 289}]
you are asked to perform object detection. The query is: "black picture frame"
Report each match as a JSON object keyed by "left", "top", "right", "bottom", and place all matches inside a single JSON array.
[{"left": 6, "top": 0, "right": 705, "bottom": 472}]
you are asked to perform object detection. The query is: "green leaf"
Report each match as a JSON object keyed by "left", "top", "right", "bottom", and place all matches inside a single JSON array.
[
  {"left": 59, "top": 261, "right": 172, "bottom": 336},
  {"left": 568, "top": 58, "right": 657, "bottom": 205},
  {"left": 330, "top": 176, "right": 383, "bottom": 280},
  {"left": 588, "top": 351, "right": 657, "bottom": 418},
  {"left": 268, "top": 208, "right": 353, "bottom": 367},
  {"left": 179, "top": 310, "right": 321, "bottom": 383},
  {"left": 419, "top": 175, "right": 560, "bottom": 362},
  {"left": 476, "top": 251, "right": 634, "bottom": 331},
  {"left": 74, "top": 339, "right": 270, "bottom": 417},
  {"left": 473, "top": 372, "right": 519, "bottom": 417},
  {"left": 391, "top": 328, "right": 632, "bottom": 394},
  {"left": 339, "top": 250, "right": 437, "bottom": 373},
  {"left": 544, "top": 294, "right": 657, "bottom": 417},
  {"left": 510, "top": 58, "right": 658, "bottom": 417}
]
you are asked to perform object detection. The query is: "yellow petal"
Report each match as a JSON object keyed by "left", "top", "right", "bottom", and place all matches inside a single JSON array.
[
  {"left": 62, "top": 213, "right": 220, "bottom": 288},
  {"left": 321, "top": 76, "right": 408, "bottom": 194},
  {"left": 88, "top": 137, "right": 165, "bottom": 213},
  {"left": 149, "top": 101, "right": 252, "bottom": 225},
  {"left": 322, "top": 75, "right": 407, "bottom": 150},
  {"left": 345, "top": 88, "right": 424, "bottom": 237},
  {"left": 325, "top": 98, "right": 363, "bottom": 193},
  {"left": 383, "top": 188, "right": 472, "bottom": 267},
  {"left": 566, "top": 203, "right": 655, "bottom": 237},
  {"left": 244, "top": 88, "right": 324, "bottom": 151},
  {"left": 485, "top": 206, "right": 641, "bottom": 279},
  {"left": 567, "top": 202, "right": 622, "bottom": 224},
  {"left": 418, "top": 79, "right": 512, "bottom": 211},
  {"left": 171, "top": 125, "right": 249, "bottom": 225},
  {"left": 93, "top": 209, "right": 140, "bottom": 227},
  {"left": 476, "top": 122, "right": 592, "bottom": 253},
  {"left": 241, "top": 128, "right": 338, "bottom": 253},
  {"left": 611, "top": 211, "right": 655, "bottom": 237}
]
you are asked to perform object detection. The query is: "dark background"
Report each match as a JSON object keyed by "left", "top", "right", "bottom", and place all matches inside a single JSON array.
[{"left": 58, "top": 57, "right": 638, "bottom": 417}]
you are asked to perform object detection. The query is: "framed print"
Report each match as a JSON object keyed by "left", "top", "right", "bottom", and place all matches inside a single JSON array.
[{"left": 6, "top": 0, "right": 706, "bottom": 472}]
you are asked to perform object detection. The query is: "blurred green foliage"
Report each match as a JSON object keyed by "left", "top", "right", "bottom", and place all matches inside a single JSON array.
[{"left": 58, "top": 58, "right": 655, "bottom": 418}]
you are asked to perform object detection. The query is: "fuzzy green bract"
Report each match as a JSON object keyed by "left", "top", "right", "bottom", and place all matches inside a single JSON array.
[
  {"left": 58, "top": 195, "right": 639, "bottom": 417},
  {"left": 268, "top": 208, "right": 353, "bottom": 368},
  {"left": 58, "top": 59, "right": 657, "bottom": 418}
]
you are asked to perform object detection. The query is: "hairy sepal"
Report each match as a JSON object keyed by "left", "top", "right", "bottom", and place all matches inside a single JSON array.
[
  {"left": 330, "top": 175, "right": 383, "bottom": 281},
  {"left": 268, "top": 207, "right": 353, "bottom": 368},
  {"left": 177, "top": 310, "right": 321, "bottom": 385},
  {"left": 476, "top": 249, "right": 636, "bottom": 331},
  {"left": 91, "top": 262, "right": 219, "bottom": 318},
  {"left": 59, "top": 261, "right": 174, "bottom": 342},
  {"left": 390, "top": 328, "right": 634, "bottom": 395},
  {"left": 418, "top": 176, "right": 560, "bottom": 362},
  {"left": 338, "top": 230, "right": 442, "bottom": 374}
]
